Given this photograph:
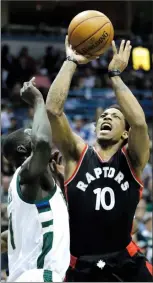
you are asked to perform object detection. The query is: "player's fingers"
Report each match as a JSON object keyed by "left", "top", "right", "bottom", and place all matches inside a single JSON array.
[
  {"left": 124, "top": 40, "right": 131, "bottom": 53},
  {"left": 119, "top": 40, "right": 125, "bottom": 54},
  {"left": 30, "top": 77, "right": 36, "bottom": 86},
  {"left": 126, "top": 44, "right": 132, "bottom": 61},
  {"left": 30, "top": 77, "right": 35, "bottom": 82},
  {"left": 23, "top": 82, "right": 28, "bottom": 90},
  {"left": 124, "top": 40, "right": 131, "bottom": 60},
  {"left": 112, "top": 41, "right": 118, "bottom": 54}
]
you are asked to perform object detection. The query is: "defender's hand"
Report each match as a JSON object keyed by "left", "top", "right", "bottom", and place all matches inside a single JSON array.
[
  {"left": 20, "top": 77, "right": 43, "bottom": 106},
  {"left": 65, "top": 35, "right": 99, "bottom": 65},
  {"left": 108, "top": 40, "right": 132, "bottom": 73}
]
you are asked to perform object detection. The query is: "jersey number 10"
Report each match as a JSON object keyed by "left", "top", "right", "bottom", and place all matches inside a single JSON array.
[{"left": 94, "top": 187, "right": 115, "bottom": 211}]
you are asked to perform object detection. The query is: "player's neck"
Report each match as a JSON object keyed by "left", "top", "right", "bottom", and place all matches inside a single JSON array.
[{"left": 95, "top": 140, "right": 122, "bottom": 160}]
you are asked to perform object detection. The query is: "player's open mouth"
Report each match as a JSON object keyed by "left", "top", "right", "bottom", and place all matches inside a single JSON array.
[{"left": 100, "top": 123, "right": 112, "bottom": 132}]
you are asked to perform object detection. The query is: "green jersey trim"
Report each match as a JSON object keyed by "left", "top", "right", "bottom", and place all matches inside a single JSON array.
[
  {"left": 43, "top": 270, "right": 52, "bottom": 282},
  {"left": 16, "top": 173, "right": 56, "bottom": 204},
  {"left": 37, "top": 232, "right": 53, "bottom": 269},
  {"left": 9, "top": 213, "right": 16, "bottom": 250},
  {"left": 36, "top": 201, "right": 54, "bottom": 269}
]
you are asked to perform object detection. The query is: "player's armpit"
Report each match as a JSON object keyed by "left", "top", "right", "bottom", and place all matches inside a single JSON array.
[
  {"left": 1, "top": 230, "right": 8, "bottom": 253},
  {"left": 127, "top": 124, "right": 150, "bottom": 173},
  {"left": 47, "top": 112, "right": 86, "bottom": 161}
]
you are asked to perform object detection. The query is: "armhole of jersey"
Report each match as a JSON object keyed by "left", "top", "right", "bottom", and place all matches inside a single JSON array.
[
  {"left": 64, "top": 144, "right": 88, "bottom": 186},
  {"left": 16, "top": 174, "right": 57, "bottom": 204},
  {"left": 121, "top": 146, "right": 144, "bottom": 188}
]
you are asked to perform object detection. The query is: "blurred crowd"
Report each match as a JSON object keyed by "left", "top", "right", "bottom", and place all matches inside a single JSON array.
[{"left": 1, "top": 34, "right": 152, "bottom": 280}]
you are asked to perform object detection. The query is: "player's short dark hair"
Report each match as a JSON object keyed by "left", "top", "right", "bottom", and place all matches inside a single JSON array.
[
  {"left": 104, "top": 104, "right": 130, "bottom": 131},
  {"left": 2, "top": 128, "right": 32, "bottom": 166}
]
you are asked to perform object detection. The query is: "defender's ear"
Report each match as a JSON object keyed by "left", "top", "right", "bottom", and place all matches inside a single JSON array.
[{"left": 17, "top": 145, "right": 27, "bottom": 154}]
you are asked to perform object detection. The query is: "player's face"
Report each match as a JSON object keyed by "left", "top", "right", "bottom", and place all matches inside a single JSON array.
[{"left": 96, "top": 108, "right": 128, "bottom": 143}]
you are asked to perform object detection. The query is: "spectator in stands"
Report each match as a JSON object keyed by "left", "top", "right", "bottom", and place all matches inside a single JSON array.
[
  {"left": 10, "top": 82, "right": 22, "bottom": 107},
  {"left": 81, "top": 68, "right": 98, "bottom": 88},
  {"left": 137, "top": 212, "right": 152, "bottom": 263},
  {"left": 1, "top": 104, "right": 15, "bottom": 134},
  {"left": 34, "top": 59, "right": 51, "bottom": 90},
  {"left": 6, "top": 51, "right": 35, "bottom": 88},
  {"left": 1, "top": 203, "right": 8, "bottom": 232},
  {"left": 8, "top": 117, "right": 18, "bottom": 133},
  {"left": 1, "top": 45, "right": 14, "bottom": 72},
  {"left": 71, "top": 115, "right": 87, "bottom": 140},
  {"left": 83, "top": 107, "right": 104, "bottom": 145},
  {"left": 1, "top": 176, "right": 11, "bottom": 204},
  {"left": 43, "top": 46, "right": 58, "bottom": 75},
  {"left": 142, "top": 161, "right": 152, "bottom": 202}
]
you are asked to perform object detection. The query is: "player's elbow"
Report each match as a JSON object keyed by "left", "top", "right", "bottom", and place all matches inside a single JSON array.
[
  {"left": 46, "top": 105, "right": 63, "bottom": 117},
  {"left": 35, "top": 135, "right": 52, "bottom": 151},
  {"left": 133, "top": 119, "right": 148, "bottom": 129}
]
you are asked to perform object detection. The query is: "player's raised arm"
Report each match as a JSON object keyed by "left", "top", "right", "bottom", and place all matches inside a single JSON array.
[
  {"left": 1, "top": 230, "right": 8, "bottom": 253},
  {"left": 108, "top": 40, "right": 150, "bottom": 173},
  {"left": 19, "top": 78, "right": 52, "bottom": 185},
  {"left": 46, "top": 36, "right": 97, "bottom": 160}
]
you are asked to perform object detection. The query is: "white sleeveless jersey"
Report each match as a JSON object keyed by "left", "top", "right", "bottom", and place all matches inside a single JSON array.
[{"left": 7, "top": 167, "right": 70, "bottom": 282}]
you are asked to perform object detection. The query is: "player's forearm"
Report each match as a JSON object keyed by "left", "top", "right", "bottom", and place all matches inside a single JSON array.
[
  {"left": 46, "top": 61, "right": 77, "bottom": 116},
  {"left": 111, "top": 76, "right": 146, "bottom": 127},
  {"left": 32, "top": 98, "right": 52, "bottom": 146}
]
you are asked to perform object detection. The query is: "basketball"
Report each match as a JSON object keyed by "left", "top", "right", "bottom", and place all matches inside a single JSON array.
[{"left": 68, "top": 10, "right": 114, "bottom": 56}]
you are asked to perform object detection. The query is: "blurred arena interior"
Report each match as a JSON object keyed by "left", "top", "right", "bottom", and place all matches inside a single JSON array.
[{"left": 1, "top": 1, "right": 152, "bottom": 281}]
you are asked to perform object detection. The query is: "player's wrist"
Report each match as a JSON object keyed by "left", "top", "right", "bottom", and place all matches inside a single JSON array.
[
  {"left": 66, "top": 56, "right": 78, "bottom": 66},
  {"left": 108, "top": 70, "right": 121, "bottom": 78}
]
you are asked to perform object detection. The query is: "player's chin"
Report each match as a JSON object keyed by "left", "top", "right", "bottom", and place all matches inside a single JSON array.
[{"left": 97, "top": 131, "right": 112, "bottom": 140}]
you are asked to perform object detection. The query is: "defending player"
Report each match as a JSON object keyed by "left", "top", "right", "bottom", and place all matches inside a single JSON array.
[
  {"left": 2, "top": 78, "right": 70, "bottom": 282},
  {"left": 46, "top": 38, "right": 152, "bottom": 281}
]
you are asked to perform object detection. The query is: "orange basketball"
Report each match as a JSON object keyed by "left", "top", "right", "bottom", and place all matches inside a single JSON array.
[{"left": 68, "top": 10, "right": 114, "bottom": 56}]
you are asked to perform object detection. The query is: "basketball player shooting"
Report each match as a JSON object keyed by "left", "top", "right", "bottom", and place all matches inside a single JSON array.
[
  {"left": 2, "top": 78, "right": 70, "bottom": 282},
  {"left": 46, "top": 38, "right": 152, "bottom": 281}
]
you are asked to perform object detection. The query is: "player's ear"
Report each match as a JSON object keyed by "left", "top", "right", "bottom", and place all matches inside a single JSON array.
[
  {"left": 17, "top": 145, "right": 27, "bottom": 154},
  {"left": 121, "top": 130, "right": 128, "bottom": 141}
]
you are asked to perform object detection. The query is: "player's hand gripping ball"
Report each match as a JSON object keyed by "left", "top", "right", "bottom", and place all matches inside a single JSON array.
[{"left": 65, "top": 35, "right": 98, "bottom": 64}]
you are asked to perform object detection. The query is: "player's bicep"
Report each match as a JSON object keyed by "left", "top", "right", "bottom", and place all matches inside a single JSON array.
[
  {"left": 48, "top": 112, "right": 85, "bottom": 160},
  {"left": 127, "top": 124, "right": 150, "bottom": 170}
]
